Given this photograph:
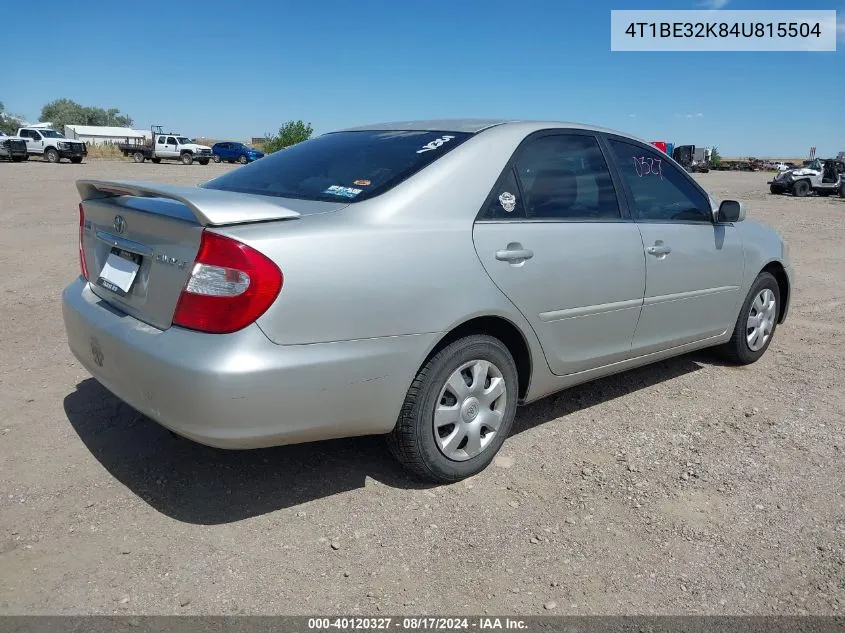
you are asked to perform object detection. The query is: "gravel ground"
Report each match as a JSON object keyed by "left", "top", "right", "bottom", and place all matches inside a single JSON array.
[{"left": 0, "top": 161, "right": 843, "bottom": 616}]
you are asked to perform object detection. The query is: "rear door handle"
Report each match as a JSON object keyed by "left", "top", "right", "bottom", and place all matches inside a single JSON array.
[
  {"left": 495, "top": 245, "right": 534, "bottom": 263},
  {"left": 646, "top": 242, "right": 672, "bottom": 257}
]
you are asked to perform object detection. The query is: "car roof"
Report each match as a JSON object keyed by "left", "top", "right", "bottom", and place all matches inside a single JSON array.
[{"left": 338, "top": 118, "right": 648, "bottom": 143}]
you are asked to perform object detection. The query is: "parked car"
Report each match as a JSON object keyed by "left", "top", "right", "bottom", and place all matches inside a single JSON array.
[
  {"left": 63, "top": 119, "right": 793, "bottom": 483},
  {"left": 769, "top": 159, "right": 845, "bottom": 197},
  {"left": 17, "top": 127, "right": 86, "bottom": 163},
  {"left": 117, "top": 125, "right": 213, "bottom": 165},
  {"left": 0, "top": 130, "right": 28, "bottom": 162},
  {"left": 212, "top": 141, "right": 264, "bottom": 164}
]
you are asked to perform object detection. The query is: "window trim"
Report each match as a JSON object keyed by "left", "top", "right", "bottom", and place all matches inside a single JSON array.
[
  {"left": 599, "top": 133, "right": 715, "bottom": 225},
  {"left": 475, "top": 128, "right": 632, "bottom": 224}
]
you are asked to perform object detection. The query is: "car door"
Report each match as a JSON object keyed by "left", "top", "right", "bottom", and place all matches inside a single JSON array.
[
  {"left": 219, "top": 142, "right": 232, "bottom": 160},
  {"left": 22, "top": 130, "right": 43, "bottom": 154},
  {"left": 604, "top": 136, "right": 745, "bottom": 355},
  {"left": 473, "top": 131, "right": 646, "bottom": 376},
  {"left": 161, "top": 136, "right": 179, "bottom": 158}
]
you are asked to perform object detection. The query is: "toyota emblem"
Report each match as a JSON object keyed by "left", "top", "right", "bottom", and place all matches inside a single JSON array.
[{"left": 113, "top": 215, "right": 127, "bottom": 234}]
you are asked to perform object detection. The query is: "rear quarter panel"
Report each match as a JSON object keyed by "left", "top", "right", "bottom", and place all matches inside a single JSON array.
[{"left": 217, "top": 125, "right": 549, "bottom": 356}]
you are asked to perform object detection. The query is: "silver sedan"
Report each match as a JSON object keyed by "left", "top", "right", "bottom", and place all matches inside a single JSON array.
[{"left": 62, "top": 119, "right": 793, "bottom": 482}]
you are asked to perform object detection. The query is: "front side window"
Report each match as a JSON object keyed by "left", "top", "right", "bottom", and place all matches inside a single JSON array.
[
  {"left": 608, "top": 139, "right": 711, "bottom": 222},
  {"left": 177, "top": 137, "right": 191, "bottom": 144},
  {"left": 167, "top": 137, "right": 177, "bottom": 145},
  {"left": 512, "top": 134, "right": 621, "bottom": 220},
  {"left": 204, "top": 130, "right": 472, "bottom": 202}
]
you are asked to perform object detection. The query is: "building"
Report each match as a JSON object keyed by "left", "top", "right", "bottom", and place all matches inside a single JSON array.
[{"left": 63, "top": 125, "right": 150, "bottom": 146}]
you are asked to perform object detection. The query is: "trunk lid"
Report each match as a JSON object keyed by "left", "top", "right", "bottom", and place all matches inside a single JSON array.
[{"left": 77, "top": 180, "right": 344, "bottom": 330}]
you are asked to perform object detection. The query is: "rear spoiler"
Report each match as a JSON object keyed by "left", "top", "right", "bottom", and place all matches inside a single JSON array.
[{"left": 76, "top": 179, "right": 301, "bottom": 227}]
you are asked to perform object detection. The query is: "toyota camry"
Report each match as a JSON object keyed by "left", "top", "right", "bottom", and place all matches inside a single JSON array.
[{"left": 62, "top": 119, "right": 793, "bottom": 483}]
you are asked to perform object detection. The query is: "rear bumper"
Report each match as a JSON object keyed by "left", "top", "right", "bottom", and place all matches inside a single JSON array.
[{"left": 62, "top": 277, "right": 434, "bottom": 449}]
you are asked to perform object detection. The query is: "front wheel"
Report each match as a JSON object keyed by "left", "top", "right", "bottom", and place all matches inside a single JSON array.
[
  {"left": 11, "top": 156, "right": 24, "bottom": 163},
  {"left": 769, "top": 185, "right": 781, "bottom": 194},
  {"left": 181, "top": 152, "right": 193, "bottom": 165},
  {"left": 387, "top": 334, "right": 519, "bottom": 483},
  {"left": 213, "top": 154, "right": 221, "bottom": 163},
  {"left": 840, "top": 182, "right": 845, "bottom": 198},
  {"left": 44, "top": 148, "right": 60, "bottom": 163},
  {"left": 716, "top": 272, "right": 780, "bottom": 365},
  {"left": 238, "top": 154, "right": 249, "bottom": 165},
  {"left": 70, "top": 157, "right": 83, "bottom": 164},
  {"left": 151, "top": 157, "right": 161, "bottom": 164},
  {"left": 792, "top": 180, "right": 810, "bottom": 197},
  {"left": 198, "top": 158, "right": 209, "bottom": 165}
]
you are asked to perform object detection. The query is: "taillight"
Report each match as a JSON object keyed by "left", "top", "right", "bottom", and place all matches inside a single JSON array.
[
  {"left": 78, "top": 203, "right": 89, "bottom": 280},
  {"left": 172, "top": 231, "right": 282, "bottom": 334}
]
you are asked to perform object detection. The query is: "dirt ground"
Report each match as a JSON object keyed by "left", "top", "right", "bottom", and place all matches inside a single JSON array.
[{"left": 0, "top": 160, "right": 843, "bottom": 616}]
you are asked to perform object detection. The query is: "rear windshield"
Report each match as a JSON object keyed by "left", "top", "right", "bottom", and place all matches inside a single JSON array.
[{"left": 202, "top": 130, "right": 472, "bottom": 202}]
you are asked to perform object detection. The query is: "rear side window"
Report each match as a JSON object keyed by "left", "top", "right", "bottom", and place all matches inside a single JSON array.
[
  {"left": 203, "top": 130, "right": 472, "bottom": 202},
  {"left": 513, "top": 134, "right": 621, "bottom": 220}
]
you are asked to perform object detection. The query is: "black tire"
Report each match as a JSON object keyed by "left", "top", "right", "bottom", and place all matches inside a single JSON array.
[
  {"left": 769, "top": 185, "right": 782, "bottom": 195},
  {"left": 70, "top": 157, "right": 83, "bottom": 164},
  {"left": 387, "top": 334, "right": 519, "bottom": 483},
  {"left": 44, "top": 148, "right": 60, "bottom": 163},
  {"left": 181, "top": 152, "right": 193, "bottom": 165},
  {"left": 198, "top": 158, "right": 209, "bottom": 165},
  {"left": 213, "top": 154, "right": 221, "bottom": 163},
  {"left": 133, "top": 151, "right": 145, "bottom": 163},
  {"left": 716, "top": 272, "right": 780, "bottom": 365},
  {"left": 227, "top": 159, "right": 235, "bottom": 164},
  {"left": 22, "top": 154, "right": 29, "bottom": 161},
  {"left": 151, "top": 157, "right": 161, "bottom": 164},
  {"left": 238, "top": 154, "right": 249, "bottom": 165},
  {"left": 11, "top": 156, "right": 23, "bottom": 163},
  {"left": 792, "top": 180, "right": 810, "bottom": 197},
  {"left": 839, "top": 182, "right": 845, "bottom": 198}
]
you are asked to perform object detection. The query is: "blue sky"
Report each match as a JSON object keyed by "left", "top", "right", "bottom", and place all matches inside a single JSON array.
[{"left": 2, "top": 0, "right": 842, "bottom": 156}]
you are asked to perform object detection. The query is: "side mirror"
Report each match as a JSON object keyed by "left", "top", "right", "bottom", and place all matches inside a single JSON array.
[{"left": 716, "top": 200, "right": 745, "bottom": 223}]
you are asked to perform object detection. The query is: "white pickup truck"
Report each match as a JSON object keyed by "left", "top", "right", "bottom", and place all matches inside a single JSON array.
[
  {"left": 117, "top": 125, "right": 213, "bottom": 165},
  {"left": 17, "top": 127, "right": 87, "bottom": 163}
]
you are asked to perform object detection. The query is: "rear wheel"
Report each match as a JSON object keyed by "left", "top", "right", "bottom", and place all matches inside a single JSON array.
[
  {"left": 133, "top": 151, "right": 145, "bottom": 163},
  {"left": 11, "top": 156, "right": 23, "bottom": 163},
  {"left": 387, "top": 334, "right": 518, "bottom": 483},
  {"left": 238, "top": 154, "right": 249, "bottom": 164},
  {"left": 45, "top": 148, "right": 60, "bottom": 163},
  {"left": 792, "top": 180, "right": 810, "bottom": 197},
  {"left": 181, "top": 152, "right": 193, "bottom": 165},
  {"left": 716, "top": 272, "right": 780, "bottom": 365}
]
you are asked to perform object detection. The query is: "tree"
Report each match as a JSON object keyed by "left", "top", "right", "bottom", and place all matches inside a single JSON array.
[
  {"left": 709, "top": 146, "right": 722, "bottom": 169},
  {"left": 39, "top": 98, "right": 133, "bottom": 131},
  {"left": 0, "top": 101, "right": 25, "bottom": 135},
  {"left": 263, "top": 120, "right": 313, "bottom": 153}
]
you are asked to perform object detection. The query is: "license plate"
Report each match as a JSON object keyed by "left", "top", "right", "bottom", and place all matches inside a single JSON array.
[{"left": 96, "top": 249, "right": 141, "bottom": 296}]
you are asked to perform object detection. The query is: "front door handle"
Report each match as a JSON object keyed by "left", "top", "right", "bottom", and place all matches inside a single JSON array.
[
  {"left": 495, "top": 243, "right": 534, "bottom": 263},
  {"left": 646, "top": 241, "right": 672, "bottom": 257}
]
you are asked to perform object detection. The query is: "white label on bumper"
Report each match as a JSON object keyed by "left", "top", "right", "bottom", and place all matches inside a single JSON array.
[{"left": 98, "top": 252, "right": 139, "bottom": 294}]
